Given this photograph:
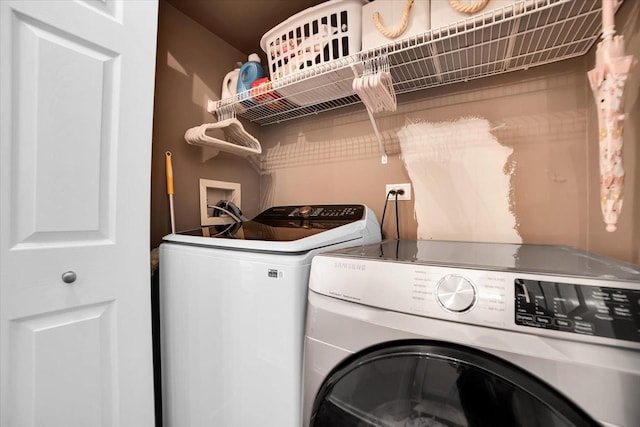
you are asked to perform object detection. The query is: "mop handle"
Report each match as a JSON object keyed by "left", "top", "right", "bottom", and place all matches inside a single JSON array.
[
  {"left": 165, "top": 151, "right": 176, "bottom": 234},
  {"left": 165, "top": 151, "right": 174, "bottom": 195}
]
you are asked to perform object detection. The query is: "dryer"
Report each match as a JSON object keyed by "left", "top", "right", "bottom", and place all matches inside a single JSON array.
[
  {"left": 159, "top": 204, "right": 380, "bottom": 427},
  {"left": 303, "top": 240, "right": 640, "bottom": 427}
]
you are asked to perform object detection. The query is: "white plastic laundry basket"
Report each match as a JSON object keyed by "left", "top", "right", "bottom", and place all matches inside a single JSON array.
[{"left": 260, "top": 0, "right": 367, "bottom": 82}]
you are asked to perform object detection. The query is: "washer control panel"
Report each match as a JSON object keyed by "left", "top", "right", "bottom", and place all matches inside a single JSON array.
[
  {"left": 515, "top": 279, "right": 640, "bottom": 343},
  {"left": 256, "top": 204, "right": 364, "bottom": 220}
]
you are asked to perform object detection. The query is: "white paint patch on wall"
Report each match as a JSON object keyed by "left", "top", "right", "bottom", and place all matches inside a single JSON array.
[{"left": 398, "top": 117, "right": 521, "bottom": 243}]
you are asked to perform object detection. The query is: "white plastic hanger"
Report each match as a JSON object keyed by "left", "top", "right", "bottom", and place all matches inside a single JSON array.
[
  {"left": 184, "top": 104, "right": 262, "bottom": 157},
  {"left": 352, "top": 56, "right": 397, "bottom": 114},
  {"left": 350, "top": 55, "right": 398, "bottom": 164}
]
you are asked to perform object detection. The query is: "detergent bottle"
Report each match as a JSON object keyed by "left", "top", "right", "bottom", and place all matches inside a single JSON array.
[
  {"left": 237, "top": 53, "right": 266, "bottom": 95},
  {"left": 221, "top": 62, "right": 242, "bottom": 100}
]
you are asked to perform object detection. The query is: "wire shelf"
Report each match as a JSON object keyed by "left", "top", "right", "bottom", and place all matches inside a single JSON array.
[{"left": 211, "top": 0, "right": 607, "bottom": 126}]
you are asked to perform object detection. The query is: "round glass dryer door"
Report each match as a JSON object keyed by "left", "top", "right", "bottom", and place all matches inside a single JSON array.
[{"left": 311, "top": 342, "right": 598, "bottom": 427}]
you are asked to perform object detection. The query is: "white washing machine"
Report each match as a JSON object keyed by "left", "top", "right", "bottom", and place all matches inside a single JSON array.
[
  {"left": 303, "top": 240, "right": 640, "bottom": 427},
  {"left": 159, "top": 204, "right": 380, "bottom": 427}
]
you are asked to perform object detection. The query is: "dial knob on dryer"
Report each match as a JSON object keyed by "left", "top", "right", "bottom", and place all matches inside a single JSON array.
[{"left": 436, "top": 275, "right": 476, "bottom": 313}]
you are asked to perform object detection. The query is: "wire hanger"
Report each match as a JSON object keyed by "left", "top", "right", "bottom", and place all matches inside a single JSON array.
[{"left": 184, "top": 103, "right": 262, "bottom": 157}]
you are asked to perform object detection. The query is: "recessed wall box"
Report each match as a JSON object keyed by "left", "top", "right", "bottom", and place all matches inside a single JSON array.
[{"left": 199, "top": 179, "right": 241, "bottom": 226}]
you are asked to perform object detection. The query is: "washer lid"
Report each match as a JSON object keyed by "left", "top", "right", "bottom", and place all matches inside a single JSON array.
[{"left": 162, "top": 204, "right": 380, "bottom": 253}]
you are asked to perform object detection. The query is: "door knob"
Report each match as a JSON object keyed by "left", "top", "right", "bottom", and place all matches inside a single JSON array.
[{"left": 61, "top": 271, "right": 77, "bottom": 284}]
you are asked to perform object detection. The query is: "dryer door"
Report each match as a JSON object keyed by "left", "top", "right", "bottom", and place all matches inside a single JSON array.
[{"left": 310, "top": 341, "right": 598, "bottom": 427}]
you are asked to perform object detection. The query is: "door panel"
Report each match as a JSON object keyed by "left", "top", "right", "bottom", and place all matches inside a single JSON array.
[
  {"left": 10, "top": 11, "right": 118, "bottom": 246},
  {"left": 0, "top": 0, "right": 158, "bottom": 426},
  {"left": 7, "top": 302, "right": 116, "bottom": 426}
]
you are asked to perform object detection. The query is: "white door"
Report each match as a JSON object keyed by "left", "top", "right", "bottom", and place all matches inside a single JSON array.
[{"left": 0, "top": 1, "right": 158, "bottom": 426}]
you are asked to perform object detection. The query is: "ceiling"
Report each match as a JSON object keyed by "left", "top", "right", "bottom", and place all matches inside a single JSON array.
[{"left": 165, "top": 0, "right": 328, "bottom": 55}]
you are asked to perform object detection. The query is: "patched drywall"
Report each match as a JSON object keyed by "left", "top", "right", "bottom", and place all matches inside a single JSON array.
[{"left": 398, "top": 118, "right": 521, "bottom": 243}]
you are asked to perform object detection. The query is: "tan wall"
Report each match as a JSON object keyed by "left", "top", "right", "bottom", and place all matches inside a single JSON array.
[
  {"left": 152, "top": 1, "right": 639, "bottom": 264},
  {"left": 259, "top": 61, "right": 591, "bottom": 245},
  {"left": 150, "top": 1, "right": 261, "bottom": 248},
  {"left": 259, "top": 1, "right": 640, "bottom": 264}
]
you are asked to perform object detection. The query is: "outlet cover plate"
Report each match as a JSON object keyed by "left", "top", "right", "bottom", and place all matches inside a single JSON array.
[{"left": 385, "top": 183, "right": 411, "bottom": 201}]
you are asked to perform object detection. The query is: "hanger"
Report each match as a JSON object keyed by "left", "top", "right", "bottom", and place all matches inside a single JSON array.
[
  {"left": 352, "top": 56, "right": 397, "bottom": 114},
  {"left": 185, "top": 104, "right": 262, "bottom": 157},
  {"left": 350, "top": 55, "right": 398, "bottom": 164}
]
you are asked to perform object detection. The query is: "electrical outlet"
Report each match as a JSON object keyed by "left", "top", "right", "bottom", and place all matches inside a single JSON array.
[{"left": 385, "top": 183, "right": 412, "bottom": 201}]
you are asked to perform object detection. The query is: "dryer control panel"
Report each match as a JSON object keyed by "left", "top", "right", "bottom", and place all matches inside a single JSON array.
[
  {"left": 515, "top": 279, "right": 640, "bottom": 343},
  {"left": 310, "top": 240, "right": 640, "bottom": 347}
]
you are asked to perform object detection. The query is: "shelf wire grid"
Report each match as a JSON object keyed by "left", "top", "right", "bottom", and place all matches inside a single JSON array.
[{"left": 213, "top": 0, "right": 607, "bottom": 126}]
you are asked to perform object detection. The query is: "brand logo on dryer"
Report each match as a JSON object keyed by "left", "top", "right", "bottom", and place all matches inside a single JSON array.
[{"left": 334, "top": 261, "right": 366, "bottom": 271}]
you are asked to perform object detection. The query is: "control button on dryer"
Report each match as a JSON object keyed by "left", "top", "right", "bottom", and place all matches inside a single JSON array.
[
  {"left": 516, "top": 314, "right": 534, "bottom": 322},
  {"left": 554, "top": 318, "right": 573, "bottom": 328},
  {"left": 535, "top": 316, "right": 552, "bottom": 325},
  {"left": 436, "top": 275, "right": 476, "bottom": 313}
]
